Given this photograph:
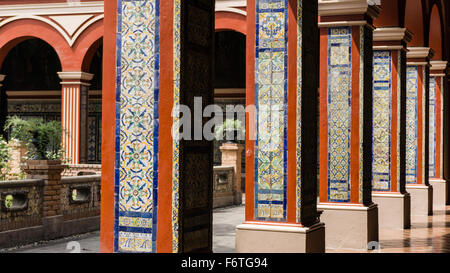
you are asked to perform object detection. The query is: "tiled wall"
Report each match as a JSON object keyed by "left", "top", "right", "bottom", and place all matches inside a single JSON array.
[
  {"left": 327, "top": 27, "right": 352, "bottom": 202},
  {"left": 429, "top": 76, "right": 436, "bottom": 177},
  {"left": 372, "top": 51, "right": 392, "bottom": 191},
  {"left": 254, "top": 0, "right": 288, "bottom": 221},
  {"left": 114, "top": 0, "right": 160, "bottom": 253},
  {"left": 406, "top": 66, "right": 418, "bottom": 184}
]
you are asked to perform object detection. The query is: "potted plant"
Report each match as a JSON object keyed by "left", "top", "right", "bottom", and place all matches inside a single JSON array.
[{"left": 215, "top": 119, "right": 244, "bottom": 144}]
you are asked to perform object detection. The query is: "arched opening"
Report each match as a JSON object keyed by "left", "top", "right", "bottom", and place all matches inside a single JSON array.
[
  {"left": 429, "top": 4, "right": 443, "bottom": 60},
  {"left": 375, "top": 0, "right": 400, "bottom": 27},
  {"left": 405, "top": 0, "right": 425, "bottom": 46},
  {"left": 0, "top": 38, "right": 62, "bottom": 139},
  {"left": 213, "top": 30, "right": 246, "bottom": 253},
  {"left": 83, "top": 38, "right": 103, "bottom": 164}
]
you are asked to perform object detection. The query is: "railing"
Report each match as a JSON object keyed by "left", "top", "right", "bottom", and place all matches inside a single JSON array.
[{"left": 0, "top": 174, "right": 101, "bottom": 249}]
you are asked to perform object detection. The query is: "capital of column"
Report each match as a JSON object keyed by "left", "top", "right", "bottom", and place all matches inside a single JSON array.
[
  {"left": 406, "top": 47, "right": 434, "bottom": 66},
  {"left": 373, "top": 27, "right": 412, "bottom": 51},
  {"left": 430, "top": 60, "right": 448, "bottom": 77},
  {"left": 318, "top": 0, "right": 380, "bottom": 27},
  {"left": 0, "top": 74, "right": 5, "bottom": 87},
  {"left": 57, "top": 71, "right": 94, "bottom": 86}
]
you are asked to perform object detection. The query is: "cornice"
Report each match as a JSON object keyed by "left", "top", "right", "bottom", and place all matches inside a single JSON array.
[
  {"left": 373, "top": 27, "right": 412, "bottom": 43},
  {"left": 406, "top": 47, "right": 434, "bottom": 60},
  {"left": 319, "top": 0, "right": 381, "bottom": 18}
]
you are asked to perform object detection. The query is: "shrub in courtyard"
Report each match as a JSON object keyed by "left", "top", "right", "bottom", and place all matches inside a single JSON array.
[
  {"left": 0, "top": 136, "right": 11, "bottom": 180},
  {"left": 5, "top": 116, "right": 68, "bottom": 161},
  {"left": 215, "top": 119, "right": 244, "bottom": 143}
]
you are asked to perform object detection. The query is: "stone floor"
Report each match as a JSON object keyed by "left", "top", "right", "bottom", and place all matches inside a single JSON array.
[{"left": 4, "top": 205, "right": 450, "bottom": 253}]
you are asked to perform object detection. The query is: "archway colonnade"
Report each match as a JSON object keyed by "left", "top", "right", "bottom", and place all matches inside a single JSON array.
[
  {"left": 99, "top": 0, "right": 450, "bottom": 253},
  {"left": 0, "top": 1, "right": 104, "bottom": 165}
]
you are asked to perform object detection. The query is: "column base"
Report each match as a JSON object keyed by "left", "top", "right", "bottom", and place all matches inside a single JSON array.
[
  {"left": 235, "top": 222, "right": 325, "bottom": 253},
  {"left": 429, "top": 179, "right": 447, "bottom": 211},
  {"left": 406, "top": 184, "right": 433, "bottom": 216},
  {"left": 317, "top": 203, "right": 378, "bottom": 250},
  {"left": 372, "top": 192, "right": 411, "bottom": 229}
]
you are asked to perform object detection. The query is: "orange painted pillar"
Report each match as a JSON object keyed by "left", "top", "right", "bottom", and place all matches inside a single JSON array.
[
  {"left": 101, "top": 0, "right": 216, "bottom": 253},
  {"left": 429, "top": 60, "right": 448, "bottom": 210},
  {"left": 58, "top": 72, "right": 93, "bottom": 165},
  {"left": 317, "top": 0, "right": 380, "bottom": 250},
  {"left": 236, "top": 0, "right": 325, "bottom": 253},
  {"left": 371, "top": 27, "right": 412, "bottom": 229},
  {"left": 405, "top": 47, "right": 434, "bottom": 216}
]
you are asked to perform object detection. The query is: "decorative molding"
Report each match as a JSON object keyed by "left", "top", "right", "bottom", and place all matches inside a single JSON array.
[
  {"left": 318, "top": 0, "right": 381, "bottom": 18},
  {"left": 407, "top": 47, "right": 434, "bottom": 60},
  {"left": 373, "top": 27, "right": 412, "bottom": 43},
  {"left": 430, "top": 60, "right": 448, "bottom": 71},
  {"left": 58, "top": 72, "right": 94, "bottom": 81},
  {"left": 0, "top": 1, "right": 104, "bottom": 16},
  {"left": 0, "top": 14, "right": 103, "bottom": 47},
  {"left": 215, "top": 0, "right": 246, "bottom": 16},
  {"left": 50, "top": 14, "right": 94, "bottom": 37}
]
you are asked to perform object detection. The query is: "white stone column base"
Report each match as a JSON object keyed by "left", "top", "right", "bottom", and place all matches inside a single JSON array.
[
  {"left": 406, "top": 184, "right": 433, "bottom": 216},
  {"left": 235, "top": 222, "right": 325, "bottom": 253},
  {"left": 317, "top": 203, "right": 378, "bottom": 250},
  {"left": 429, "top": 179, "right": 447, "bottom": 211},
  {"left": 372, "top": 192, "right": 410, "bottom": 229}
]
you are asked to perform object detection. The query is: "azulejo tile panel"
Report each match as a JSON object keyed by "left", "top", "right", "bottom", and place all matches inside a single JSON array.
[
  {"left": 172, "top": 0, "right": 180, "bottom": 253},
  {"left": 254, "top": 0, "right": 288, "bottom": 222},
  {"left": 114, "top": 0, "right": 160, "bottom": 253},
  {"left": 327, "top": 27, "right": 352, "bottom": 202},
  {"left": 296, "top": 0, "right": 302, "bottom": 223},
  {"left": 429, "top": 76, "right": 436, "bottom": 178},
  {"left": 406, "top": 66, "right": 418, "bottom": 184},
  {"left": 372, "top": 51, "right": 391, "bottom": 191}
]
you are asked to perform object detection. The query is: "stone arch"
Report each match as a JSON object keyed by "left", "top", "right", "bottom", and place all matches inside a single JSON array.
[{"left": 215, "top": 11, "right": 247, "bottom": 35}]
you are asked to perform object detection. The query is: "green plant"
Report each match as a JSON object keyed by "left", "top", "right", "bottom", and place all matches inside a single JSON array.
[
  {"left": 0, "top": 136, "right": 10, "bottom": 180},
  {"left": 5, "top": 116, "right": 67, "bottom": 161},
  {"left": 214, "top": 119, "right": 244, "bottom": 141}
]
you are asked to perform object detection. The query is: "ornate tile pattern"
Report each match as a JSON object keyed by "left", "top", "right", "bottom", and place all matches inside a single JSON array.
[
  {"left": 372, "top": 51, "right": 391, "bottom": 191},
  {"left": 429, "top": 76, "right": 436, "bottom": 177},
  {"left": 327, "top": 27, "right": 352, "bottom": 202},
  {"left": 406, "top": 66, "right": 418, "bottom": 184},
  {"left": 359, "top": 26, "right": 364, "bottom": 202},
  {"left": 296, "top": 0, "right": 302, "bottom": 222},
  {"left": 172, "top": 0, "right": 180, "bottom": 253},
  {"left": 114, "top": 0, "right": 160, "bottom": 253},
  {"left": 397, "top": 53, "right": 401, "bottom": 191},
  {"left": 254, "top": 0, "right": 288, "bottom": 221}
]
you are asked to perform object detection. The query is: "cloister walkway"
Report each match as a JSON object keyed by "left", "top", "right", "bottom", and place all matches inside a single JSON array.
[{"left": 3, "top": 205, "right": 450, "bottom": 253}]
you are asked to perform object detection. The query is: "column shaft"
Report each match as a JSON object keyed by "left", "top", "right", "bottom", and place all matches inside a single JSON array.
[
  {"left": 236, "top": 0, "right": 324, "bottom": 253},
  {"left": 405, "top": 47, "right": 434, "bottom": 215},
  {"left": 371, "top": 27, "right": 411, "bottom": 229},
  {"left": 58, "top": 72, "right": 93, "bottom": 165},
  {"left": 317, "top": 0, "right": 380, "bottom": 250},
  {"left": 429, "top": 60, "right": 448, "bottom": 210}
]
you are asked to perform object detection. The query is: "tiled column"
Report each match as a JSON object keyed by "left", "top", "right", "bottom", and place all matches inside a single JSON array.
[
  {"left": 101, "top": 0, "right": 216, "bottom": 253},
  {"left": 0, "top": 75, "right": 6, "bottom": 139},
  {"left": 371, "top": 27, "right": 411, "bottom": 229},
  {"left": 317, "top": 0, "right": 380, "bottom": 250},
  {"left": 58, "top": 72, "right": 93, "bottom": 165},
  {"left": 236, "top": 0, "right": 325, "bottom": 253},
  {"left": 405, "top": 47, "right": 434, "bottom": 216},
  {"left": 429, "top": 60, "right": 448, "bottom": 211}
]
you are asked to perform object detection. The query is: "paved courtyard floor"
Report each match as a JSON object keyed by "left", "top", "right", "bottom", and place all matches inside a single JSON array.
[{"left": 4, "top": 205, "right": 450, "bottom": 253}]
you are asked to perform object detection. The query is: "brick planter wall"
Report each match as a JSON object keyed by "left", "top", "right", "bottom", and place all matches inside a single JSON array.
[{"left": 0, "top": 160, "right": 101, "bottom": 249}]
